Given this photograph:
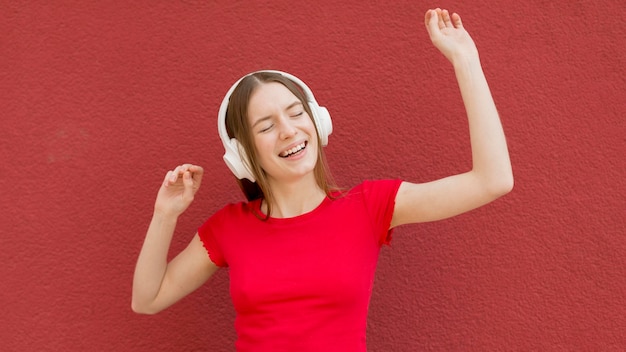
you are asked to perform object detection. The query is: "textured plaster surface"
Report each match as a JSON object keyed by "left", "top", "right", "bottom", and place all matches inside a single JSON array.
[{"left": 1, "top": 1, "right": 624, "bottom": 351}]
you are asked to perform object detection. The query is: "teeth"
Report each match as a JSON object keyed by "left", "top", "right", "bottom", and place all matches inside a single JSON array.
[{"left": 281, "top": 142, "right": 306, "bottom": 157}]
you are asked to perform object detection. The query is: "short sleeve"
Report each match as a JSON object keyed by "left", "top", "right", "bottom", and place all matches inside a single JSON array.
[
  {"left": 198, "top": 210, "right": 229, "bottom": 267},
  {"left": 359, "top": 179, "right": 403, "bottom": 246}
]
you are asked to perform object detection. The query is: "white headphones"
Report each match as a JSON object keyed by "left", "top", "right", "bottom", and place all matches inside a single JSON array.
[{"left": 217, "top": 70, "right": 332, "bottom": 182}]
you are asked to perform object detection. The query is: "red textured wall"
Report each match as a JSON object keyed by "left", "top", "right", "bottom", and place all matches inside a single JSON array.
[{"left": 2, "top": 1, "right": 624, "bottom": 351}]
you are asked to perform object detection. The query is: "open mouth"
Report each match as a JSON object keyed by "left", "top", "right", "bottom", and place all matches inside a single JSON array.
[{"left": 279, "top": 141, "right": 307, "bottom": 158}]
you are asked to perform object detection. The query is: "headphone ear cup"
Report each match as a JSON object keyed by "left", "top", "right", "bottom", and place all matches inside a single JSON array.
[
  {"left": 223, "top": 138, "right": 255, "bottom": 182},
  {"left": 308, "top": 102, "right": 333, "bottom": 146}
]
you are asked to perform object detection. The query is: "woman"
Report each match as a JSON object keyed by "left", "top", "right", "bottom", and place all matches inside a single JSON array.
[{"left": 132, "top": 8, "right": 513, "bottom": 351}]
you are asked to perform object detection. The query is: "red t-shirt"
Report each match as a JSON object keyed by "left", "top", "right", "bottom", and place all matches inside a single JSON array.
[{"left": 198, "top": 179, "right": 402, "bottom": 352}]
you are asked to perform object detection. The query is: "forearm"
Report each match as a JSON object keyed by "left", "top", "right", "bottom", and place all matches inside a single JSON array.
[
  {"left": 132, "top": 211, "right": 178, "bottom": 309},
  {"left": 453, "top": 55, "right": 513, "bottom": 193}
]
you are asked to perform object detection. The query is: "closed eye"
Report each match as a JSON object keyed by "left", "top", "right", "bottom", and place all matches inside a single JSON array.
[{"left": 259, "top": 124, "right": 273, "bottom": 133}]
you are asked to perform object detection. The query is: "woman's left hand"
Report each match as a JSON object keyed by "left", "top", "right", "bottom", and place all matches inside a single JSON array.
[{"left": 424, "top": 8, "right": 479, "bottom": 64}]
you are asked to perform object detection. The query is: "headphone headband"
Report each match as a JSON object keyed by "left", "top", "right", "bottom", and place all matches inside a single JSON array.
[{"left": 217, "top": 70, "right": 332, "bottom": 182}]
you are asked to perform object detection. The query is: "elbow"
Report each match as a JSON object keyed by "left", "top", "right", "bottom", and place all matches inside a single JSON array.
[
  {"left": 131, "top": 301, "right": 151, "bottom": 315},
  {"left": 131, "top": 298, "right": 160, "bottom": 315},
  {"left": 477, "top": 168, "right": 513, "bottom": 200},
  {"left": 502, "top": 169, "right": 515, "bottom": 194},
  {"left": 490, "top": 172, "right": 514, "bottom": 198}
]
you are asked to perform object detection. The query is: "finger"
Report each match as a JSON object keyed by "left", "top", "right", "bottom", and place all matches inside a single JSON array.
[
  {"left": 425, "top": 9, "right": 440, "bottom": 34},
  {"left": 185, "top": 164, "right": 202, "bottom": 174},
  {"left": 436, "top": 8, "right": 445, "bottom": 30},
  {"left": 424, "top": 9, "right": 433, "bottom": 27},
  {"left": 182, "top": 171, "right": 195, "bottom": 200},
  {"left": 442, "top": 9, "right": 453, "bottom": 28},
  {"left": 178, "top": 164, "right": 202, "bottom": 184},
  {"left": 189, "top": 165, "right": 204, "bottom": 181},
  {"left": 181, "top": 163, "right": 193, "bottom": 172},
  {"left": 163, "top": 170, "right": 174, "bottom": 186},
  {"left": 170, "top": 166, "right": 178, "bottom": 182},
  {"left": 451, "top": 12, "right": 463, "bottom": 28}
]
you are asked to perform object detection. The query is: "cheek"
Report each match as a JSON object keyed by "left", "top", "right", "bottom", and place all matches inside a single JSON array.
[
  {"left": 309, "top": 119, "right": 322, "bottom": 140},
  {"left": 252, "top": 135, "right": 273, "bottom": 161}
]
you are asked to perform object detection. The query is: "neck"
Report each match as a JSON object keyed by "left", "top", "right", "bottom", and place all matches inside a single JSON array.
[{"left": 263, "top": 173, "right": 326, "bottom": 218}]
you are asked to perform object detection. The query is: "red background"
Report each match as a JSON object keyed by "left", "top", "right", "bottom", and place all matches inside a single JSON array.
[{"left": 2, "top": 1, "right": 625, "bottom": 351}]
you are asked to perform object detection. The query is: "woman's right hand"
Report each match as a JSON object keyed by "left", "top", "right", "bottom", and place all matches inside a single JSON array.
[{"left": 154, "top": 164, "right": 204, "bottom": 218}]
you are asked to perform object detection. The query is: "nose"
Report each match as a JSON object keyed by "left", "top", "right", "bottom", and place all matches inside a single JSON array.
[{"left": 277, "top": 115, "right": 297, "bottom": 140}]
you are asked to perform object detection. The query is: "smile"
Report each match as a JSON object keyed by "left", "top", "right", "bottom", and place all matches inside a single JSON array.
[{"left": 279, "top": 142, "right": 307, "bottom": 158}]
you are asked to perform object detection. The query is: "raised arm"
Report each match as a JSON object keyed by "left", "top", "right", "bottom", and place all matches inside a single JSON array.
[
  {"left": 132, "top": 164, "right": 218, "bottom": 314},
  {"left": 391, "top": 9, "right": 513, "bottom": 227}
]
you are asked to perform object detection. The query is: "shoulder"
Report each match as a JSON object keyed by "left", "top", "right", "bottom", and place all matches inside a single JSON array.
[
  {"left": 344, "top": 179, "right": 403, "bottom": 199},
  {"left": 199, "top": 199, "right": 261, "bottom": 231},
  {"left": 330, "top": 179, "right": 402, "bottom": 214},
  {"left": 196, "top": 199, "right": 262, "bottom": 267}
]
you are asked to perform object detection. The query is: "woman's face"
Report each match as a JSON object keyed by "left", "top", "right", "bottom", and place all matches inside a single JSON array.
[{"left": 247, "top": 82, "right": 319, "bottom": 184}]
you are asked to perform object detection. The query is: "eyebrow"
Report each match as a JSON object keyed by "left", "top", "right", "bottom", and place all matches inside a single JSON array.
[{"left": 251, "top": 101, "right": 303, "bottom": 128}]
